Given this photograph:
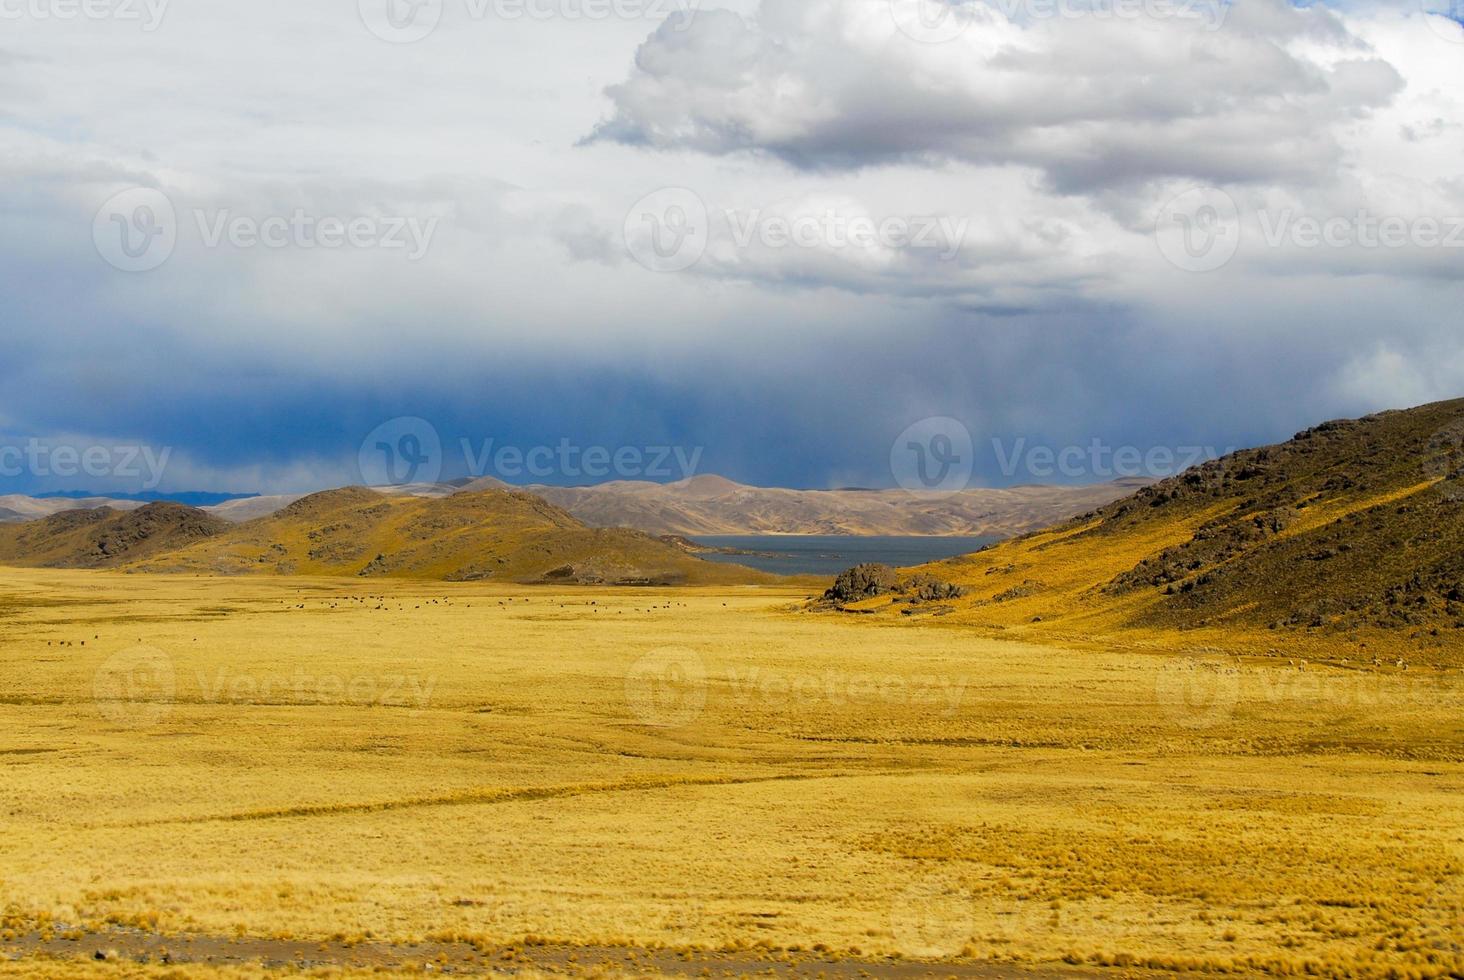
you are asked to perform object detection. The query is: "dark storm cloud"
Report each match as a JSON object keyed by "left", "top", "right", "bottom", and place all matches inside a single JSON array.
[{"left": 0, "top": 0, "right": 1459, "bottom": 495}]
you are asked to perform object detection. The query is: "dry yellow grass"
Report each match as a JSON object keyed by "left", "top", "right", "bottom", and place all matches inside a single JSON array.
[{"left": 1, "top": 567, "right": 1462, "bottom": 978}]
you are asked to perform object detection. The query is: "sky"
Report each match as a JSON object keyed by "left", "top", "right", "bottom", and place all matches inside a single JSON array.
[{"left": 1, "top": 0, "right": 1462, "bottom": 495}]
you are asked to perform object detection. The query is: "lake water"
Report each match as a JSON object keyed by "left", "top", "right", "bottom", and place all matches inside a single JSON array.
[{"left": 691, "top": 535, "right": 1000, "bottom": 577}]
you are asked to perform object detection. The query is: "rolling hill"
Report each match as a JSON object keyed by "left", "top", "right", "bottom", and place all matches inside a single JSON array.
[
  {"left": 128, "top": 486, "right": 769, "bottom": 584},
  {"left": 0, "top": 502, "right": 229, "bottom": 569},
  {"left": 826, "top": 398, "right": 1464, "bottom": 649}
]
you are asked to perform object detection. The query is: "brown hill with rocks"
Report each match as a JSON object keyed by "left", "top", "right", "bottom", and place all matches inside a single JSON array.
[{"left": 0, "top": 502, "right": 228, "bottom": 569}]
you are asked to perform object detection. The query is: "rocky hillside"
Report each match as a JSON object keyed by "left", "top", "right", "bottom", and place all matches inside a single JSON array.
[
  {"left": 1099, "top": 402, "right": 1464, "bottom": 633},
  {"left": 0, "top": 503, "right": 228, "bottom": 569},
  {"left": 827, "top": 399, "right": 1464, "bottom": 646}
]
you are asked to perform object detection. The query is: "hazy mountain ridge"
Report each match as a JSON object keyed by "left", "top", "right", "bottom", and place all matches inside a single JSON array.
[
  {"left": 487, "top": 475, "right": 1148, "bottom": 536},
  {"left": 0, "top": 494, "right": 150, "bottom": 523}
]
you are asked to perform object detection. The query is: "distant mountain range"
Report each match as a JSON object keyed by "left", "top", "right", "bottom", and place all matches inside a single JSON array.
[
  {"left": 0, "top": 494, "right": 147, "bottom": 524},
  {"left": 32, "top": 490, "right": 256, "bottom": 506},
  {"left": 0, "top": 476, "right": 1144, "bottom": 537},
  {"left": 480, "top": 475, "right": 1149, "bottom": 536}
]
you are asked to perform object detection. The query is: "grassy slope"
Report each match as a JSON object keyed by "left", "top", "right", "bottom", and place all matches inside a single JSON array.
[
  {"left": 128, "top": 487, "right": 769, "bottom": 585},
  {"left": 851, "top": 398, "right": 1464, "bottom": 656}
]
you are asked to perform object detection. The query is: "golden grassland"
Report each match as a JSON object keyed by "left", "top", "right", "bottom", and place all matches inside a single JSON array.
[{"left": 1, "top": 567, "right": 1462, "bottom": 978}]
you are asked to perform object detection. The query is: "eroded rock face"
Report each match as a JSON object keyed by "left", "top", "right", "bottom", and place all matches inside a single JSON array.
[
  {"left": 825, "top": 564, "right": 903, "bottom": 602},
  {"left": 823, "top": 564, "right": 967, "bottom": 604},
  {"left": 903, "top": 573, "right": 968, "bottom": 602}
]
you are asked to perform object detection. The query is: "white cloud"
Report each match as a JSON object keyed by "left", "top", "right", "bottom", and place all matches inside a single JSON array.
[
  {"left": 1327, "top": 344, "right": 1464, "bottom": 415},
  {"left": 588, "top": 0, "right": 1403, "bottom": 193}
]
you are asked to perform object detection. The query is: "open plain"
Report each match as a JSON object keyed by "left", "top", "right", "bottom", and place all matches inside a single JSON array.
[{"left": 1, "top": 568, "right": 1462, "bottom": 979}]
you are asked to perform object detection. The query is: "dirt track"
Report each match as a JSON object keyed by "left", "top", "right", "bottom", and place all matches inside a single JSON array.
[{"left": 5, "top": 928, "right": 1182, "bottom": 978}]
